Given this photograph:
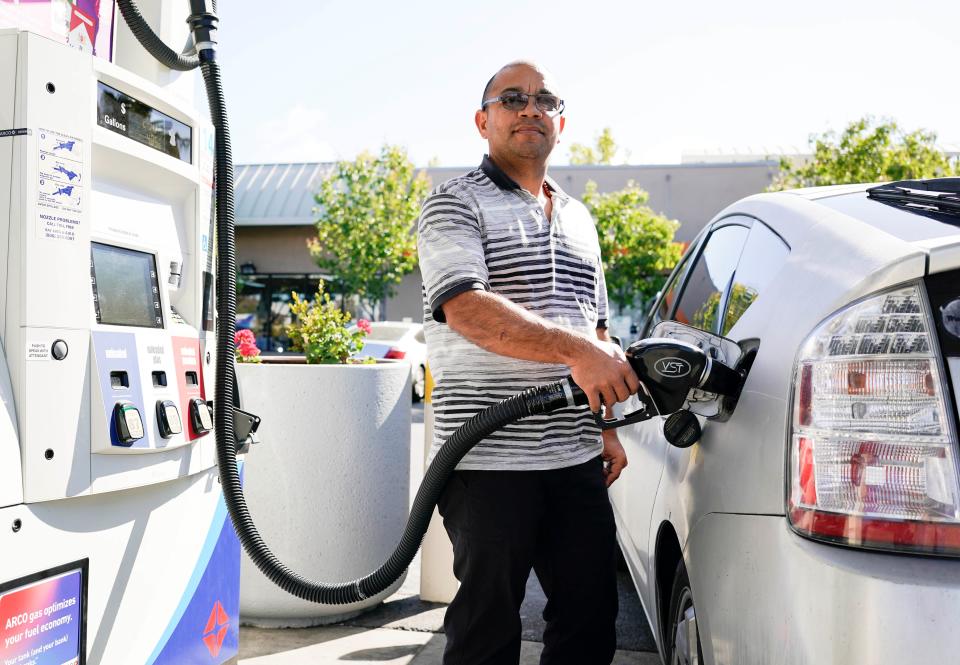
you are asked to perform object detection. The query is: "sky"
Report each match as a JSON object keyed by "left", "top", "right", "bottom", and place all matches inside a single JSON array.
[{"left": 216, "top": 0, "right": 959, "bottom": 168}]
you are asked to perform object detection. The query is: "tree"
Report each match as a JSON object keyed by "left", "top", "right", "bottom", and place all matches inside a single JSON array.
[
  {"left": 309, "top": 145, "right": 431, "bottom": 312},
  {"left": 771, "top": 117, "right": 959, "bottom": 190},
  {"left": 582, "top": 181, "right": 683, "bottom": 314},
  {"left": 569, "top": 127, "right": 624, "bottom": 165}
]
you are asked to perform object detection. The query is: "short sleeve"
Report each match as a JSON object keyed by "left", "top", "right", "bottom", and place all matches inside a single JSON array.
[
  {"left": 596, "top": 255, "right": 610, "bottom": 329},
  {"left": 417, "top": 189, "right": 490, "bottom": 323}
]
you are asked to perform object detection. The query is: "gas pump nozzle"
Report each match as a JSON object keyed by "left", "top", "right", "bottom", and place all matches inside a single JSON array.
[{"left": 566, "top": 337, "right": 746, "bottom": 434}]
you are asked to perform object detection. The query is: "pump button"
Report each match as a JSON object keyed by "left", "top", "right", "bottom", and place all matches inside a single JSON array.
[
  {"left": 114, "top": 402, "right": 144, "bottom": 445},
  {"left": 51, "top": 339, "right": 68, "bottom": 361},
  {"left": 156, "top": 400, "right": 182, "bottom": 438},
  {"left": 189, "top": 397, "right": 213, "bottom": 433}
]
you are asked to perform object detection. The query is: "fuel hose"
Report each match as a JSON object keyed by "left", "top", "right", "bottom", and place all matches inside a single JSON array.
[{"left": 118, "top": 0, "right": 590, "bottom": 605}]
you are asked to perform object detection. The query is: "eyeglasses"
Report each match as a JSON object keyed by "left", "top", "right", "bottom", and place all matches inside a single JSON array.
[{"left": 481, "top": 91, "right": 565, "bottom": 116}]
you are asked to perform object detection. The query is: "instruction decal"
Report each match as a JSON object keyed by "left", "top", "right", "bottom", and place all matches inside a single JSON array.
[{"left": 36, "top": 129, "right": 84, "bottom": 242}]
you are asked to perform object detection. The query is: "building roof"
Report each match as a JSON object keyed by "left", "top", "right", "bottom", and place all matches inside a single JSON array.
[
  {"left": 235, "top": 160, "right": 782, "bottom": 230},
  {"left": 235, "top": 163, "right": 334, "bottom": 227}
]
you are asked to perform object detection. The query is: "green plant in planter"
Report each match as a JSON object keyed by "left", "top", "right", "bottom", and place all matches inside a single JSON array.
[{"left": 286, "top": 281, "right": 373, "bottom": 364}]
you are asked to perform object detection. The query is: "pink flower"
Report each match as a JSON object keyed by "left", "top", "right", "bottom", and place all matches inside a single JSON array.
[
  {"left": 234, "top": 329, "right": 256, "bottom": 346},
  {"left": 237, "top": 340, "right": 260, "bottom": 358},
  {"left": 357, "top": 319, "right": 373, "bottom": 335}
]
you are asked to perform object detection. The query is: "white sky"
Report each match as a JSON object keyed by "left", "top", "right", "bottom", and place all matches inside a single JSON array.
[{"left": 217, "top": 0, "right": 959, "bottom": 168}]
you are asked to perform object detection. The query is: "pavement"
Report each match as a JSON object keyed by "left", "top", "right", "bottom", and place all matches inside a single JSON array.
[{"left": 238, "top": 403, "right": 660, "bottom": 664}]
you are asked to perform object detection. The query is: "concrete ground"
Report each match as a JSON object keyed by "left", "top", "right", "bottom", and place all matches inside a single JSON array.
[{"left": 238, "top": 403, "right": 660, "bottom": 664}]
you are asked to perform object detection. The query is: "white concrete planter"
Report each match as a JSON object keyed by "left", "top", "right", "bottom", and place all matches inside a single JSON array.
[{"left": 236, "top": 360, "right": 411, "bottom": 627}]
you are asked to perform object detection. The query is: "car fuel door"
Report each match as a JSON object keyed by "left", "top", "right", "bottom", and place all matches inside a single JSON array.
[{"left": 649, "top": 320, "right": 751, "bottom": 423}]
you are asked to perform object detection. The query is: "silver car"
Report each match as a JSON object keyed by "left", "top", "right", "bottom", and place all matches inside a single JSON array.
[
  {"left": 610, "top": 179, "right": 960, "bottom": 664},
  {"left": 351, "top": 321, "right": 428, "bottom": 402}
]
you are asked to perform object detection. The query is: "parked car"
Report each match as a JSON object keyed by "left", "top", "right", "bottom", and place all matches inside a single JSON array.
[
  {"left": 610, "top": 178, "right": 960, "bottom": 664},
  {"left": 352, "top": 321, "right": 428, "bottom": 402}
]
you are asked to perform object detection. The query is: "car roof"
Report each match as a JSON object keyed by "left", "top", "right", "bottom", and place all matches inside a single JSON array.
[
  {"left": 727, "top": 183, "right": 960, "bottom": 246},
  {"left": 808, "top": 189, "right": 960, "bottom": 244},
  {"left": 782, "top": 183, "right": 872, "bottom": 200}
]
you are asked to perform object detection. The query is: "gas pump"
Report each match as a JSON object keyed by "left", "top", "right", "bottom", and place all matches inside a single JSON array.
[
  {"left": 1, "top": 2, "right": 748, "bottom": 663},
  {"left": 0, "top": 3, "right": 237, "bottom": 664}
]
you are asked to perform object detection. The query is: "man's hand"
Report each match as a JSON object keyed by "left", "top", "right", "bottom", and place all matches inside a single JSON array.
[
  {"left": 567, "top": 338, "right": 641, "bottom": 414},
  {"left": 601, "top": 429, "right": 627, "bottom": 487}
]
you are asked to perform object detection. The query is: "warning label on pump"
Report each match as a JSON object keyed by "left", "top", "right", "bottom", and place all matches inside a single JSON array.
[
  {"left": 36, "top": 129, "right": 83, "bottom": 242},
  {"left": 0, "top": 568, "right": 83, "bottom": 665}
]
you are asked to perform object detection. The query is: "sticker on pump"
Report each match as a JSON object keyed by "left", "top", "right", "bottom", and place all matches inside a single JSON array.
[
  {"left": 36, "top": 129, "right": 84, "bottom": 243},
  {"left": 25, "top": 341, "right": 50, "bottom": 361},
  {"left": 0, "top": 562, "right": 86, "bottom": 665}
]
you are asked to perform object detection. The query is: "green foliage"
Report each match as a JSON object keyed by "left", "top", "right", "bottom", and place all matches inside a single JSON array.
[
  {"left": 286, "top": 281, "right": 370, "bottom": 364},
  {"left": 720, "top": 283, "right": 758, "bottom": 336},
  {"left": 310, "top": 145, "right": 430, "bottom": 308},
  {"left": 771, "top": 117, "right": 959, "bottom": 190},
  {"left": 569, "top": 127, "right": 622, "bottom": 165},
  {"left": 582, "top": 180, "right": 683, "bottom": 313}
]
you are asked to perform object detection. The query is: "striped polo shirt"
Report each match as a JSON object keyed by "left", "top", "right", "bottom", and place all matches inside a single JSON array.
[{"left": 417, "top": 155, "right": 610, "bottom": 471}]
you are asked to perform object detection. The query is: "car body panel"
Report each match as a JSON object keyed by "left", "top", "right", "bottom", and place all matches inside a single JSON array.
[
  {"left": 612, "top": 186, "right": 960, "bottom": 663},
  {"left": 689, "top": 513, "right": 960, "bottom": 665},
  {"left": 918, "top": 235, "right": 960, "bottom": 275},
  {"left": 608, "top": 394, "right": 669, "bottom": 595}
]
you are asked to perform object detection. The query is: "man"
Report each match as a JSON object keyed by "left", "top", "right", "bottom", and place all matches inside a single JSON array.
[{"left": 417, "top": 61, "right": 640, "bottom": 665}]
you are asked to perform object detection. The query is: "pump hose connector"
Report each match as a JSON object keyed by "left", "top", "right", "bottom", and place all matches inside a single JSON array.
[{"left": 116, "top": 0, "right": 200, "bottom": 70}]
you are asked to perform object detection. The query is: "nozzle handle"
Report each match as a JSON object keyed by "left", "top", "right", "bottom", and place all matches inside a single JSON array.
[
  {"left": 564, "top": 376, "right": 657, "bottom": 431},
  {"left": 566, "top": 376, "right": 589, "bottom": 407}
]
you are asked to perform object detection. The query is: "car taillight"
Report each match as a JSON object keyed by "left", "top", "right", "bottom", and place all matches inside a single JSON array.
[
  {"left": 788, "top": 283, "right": 960, "bottom": 555},
  {"left": 384, "top": 347, "right": 406, "bottom": 360}
]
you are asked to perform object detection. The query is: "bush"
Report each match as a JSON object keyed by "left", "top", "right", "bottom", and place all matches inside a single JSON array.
[{"left": 286, "top": 281, "right": 372, "bottom": 364}]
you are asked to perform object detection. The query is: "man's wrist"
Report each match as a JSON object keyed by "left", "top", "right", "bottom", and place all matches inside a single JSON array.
[{"left": 556, "top": 330, "right": 594, "bottom": 366}]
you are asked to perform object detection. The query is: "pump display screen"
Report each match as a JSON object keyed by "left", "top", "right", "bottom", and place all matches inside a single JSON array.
[
  {"left": 96, "top": 82, "right": 192, "bottom": 163},
  {"left": 91, "top": 243, "right": 163, "bottom": 328}
]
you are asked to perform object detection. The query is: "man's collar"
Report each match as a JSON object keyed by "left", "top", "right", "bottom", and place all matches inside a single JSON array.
[
  {"left": 480, "top": 155, "right": 521, "bottom": 191},
  {"left": 480, "top": 155, "right": 568, "bottom": 202}
]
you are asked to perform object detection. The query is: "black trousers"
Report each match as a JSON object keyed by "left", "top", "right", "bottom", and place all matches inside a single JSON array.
[{"left": 437, "top": 456, "right": 619, "bottom": 665}]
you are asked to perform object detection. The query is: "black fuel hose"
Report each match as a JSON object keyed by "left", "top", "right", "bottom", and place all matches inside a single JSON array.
[
  {"left": 119, "top": 1, "right": 589, "bottom": 605},
  {"left": 116, "top": 0, "right": 201, "bottom": 71}
]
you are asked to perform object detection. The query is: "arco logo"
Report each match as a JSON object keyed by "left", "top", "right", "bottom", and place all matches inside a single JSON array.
[{"left": 202, "top": 600, "right": 229, "bottom": 658}]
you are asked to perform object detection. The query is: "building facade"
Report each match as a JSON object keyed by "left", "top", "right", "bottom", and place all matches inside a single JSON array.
[{"left": 235, "top": 160, "right": 777, "bottom": 351}]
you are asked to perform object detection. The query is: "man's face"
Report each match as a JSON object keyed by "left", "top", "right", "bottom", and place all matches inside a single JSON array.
[{"left": 475, "top": 64, "right": 565, "bottom": 163}]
